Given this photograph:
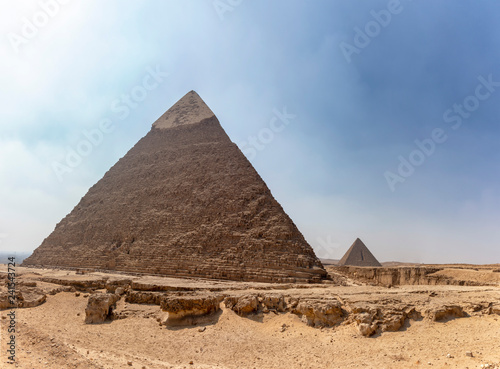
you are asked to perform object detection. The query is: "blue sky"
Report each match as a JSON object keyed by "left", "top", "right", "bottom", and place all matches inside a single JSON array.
[{"left": 1, "top": 0, "right": 499, "bottom": 263}]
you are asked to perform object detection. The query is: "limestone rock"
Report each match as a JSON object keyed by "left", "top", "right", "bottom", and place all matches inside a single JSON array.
[
  {"left": 85, "top": 293, "right": 120, "bottom": 324},
  {"left": 0, "top": 291, "right": 18, "bottom": 310},
  {"left": 105, "top": 279, "right": 132, "bottom": 293},
  {"left": 358, "top": 323, "right": 378, "bottom": 336},
  {"left": 125, "top": 291, "right": 163, "bottom": 305},
  {"left": 427, "top": 305, "right": 466, "bottom": 321},
  {"left": 225, "top": 295, "right": 259, "bottom": 315},
  {"left": 18, "top": 288, "right": 47, "bottom": 308},
  {"left": 0, "top": 289, "right": 46, "bottom": 310},
  {"left": 379, "top": 309, "right": 406, "bottom": 332},
  {"left": 334, "top": 266, "right": 484, "bottom": 287},
  {"left": 160, "top": 295, "right": 221, "bottom": 325},
  {"left": 260, "top": 294, "right": 287, "bottom": 312},
  {"left": 351, "top": 305, "right": 409, "bottom": 336},
  {"left": 490, "top": 303, "right": 500, "bottom": 315},
  {"left": 293, "top": 299, "right": 343, "bottom": 327}
]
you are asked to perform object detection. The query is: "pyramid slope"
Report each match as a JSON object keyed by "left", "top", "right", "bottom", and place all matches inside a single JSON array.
[
  {"left": 337, "top": 238, "right": 382, "bottom": 267},
  {"left": 23, "top": 91, "right": 327, "bottom": 283}
]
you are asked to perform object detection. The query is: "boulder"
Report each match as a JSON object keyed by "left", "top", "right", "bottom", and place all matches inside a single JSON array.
[
  {"left": 427, "top": 305, "right": 466, "bottom": 321},
  {"left": 358, "top": 323, "right": 378, "bottom": 336},
  {"left": 84, "top": 293, "right": 120, "bottom": 324},
  {"left": 379, "top": 309, "right": 406, "bottom": 332},
  {"left": 224, "top": 295, "right": 259, "bottom": 315},
  {"left": 293, "top": 299, "right": 343, "bottom": 327}
]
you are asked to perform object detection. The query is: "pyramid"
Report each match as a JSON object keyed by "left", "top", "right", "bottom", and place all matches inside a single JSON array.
[
  {"left": 23, "top": 91, "right": 327, "bottom": 283},
  {"left": 337, "top": 238, "right": 382, "bottom": 267}
]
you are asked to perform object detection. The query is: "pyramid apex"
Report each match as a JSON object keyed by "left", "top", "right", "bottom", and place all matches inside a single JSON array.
[{"left": 153, "top": 90, "right": 215, "bottom": 129}]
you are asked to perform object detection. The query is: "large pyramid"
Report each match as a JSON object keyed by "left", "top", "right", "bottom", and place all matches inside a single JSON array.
[
  {"left": 23, "top": 91, "right": 327, "bottom": 283},
  {"left": 337, "top": 238, "right": 382, "bottom": 267}
]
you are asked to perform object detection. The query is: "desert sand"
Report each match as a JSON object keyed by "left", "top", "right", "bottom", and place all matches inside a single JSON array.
[{"left": 1, "top": 264, "right": 499, "bottom": 369}]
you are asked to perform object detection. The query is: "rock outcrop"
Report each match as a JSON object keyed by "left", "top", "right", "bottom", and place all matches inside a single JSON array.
[
  {"left": 426, "top": 305, "right": 466, "bottom": 321},
  {"left": 334, "top": 266, "right": 490, "bottom": 286},
  {"left": 224, "top": 295, "right": 260, "bottom": 315},
  {"left": 0, "top": 288, "right": 47, "bottom": 310},
  {"left": 22, "top": 91, "right": 327, "bottom": 283},
  {"left": 349, "top": 305, "right": 411, "bottom": 336},
  {"left": 5, "top": 266, "right": 498, "bottom": 338},
  {"left": 160, "top": 295, "right": 221, "bottom": 325},
  {"left": 491, "top": 303, "right": 500, "bottom": 315}
]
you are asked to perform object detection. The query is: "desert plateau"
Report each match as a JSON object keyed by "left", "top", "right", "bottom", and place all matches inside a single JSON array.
[{"left": 1, "top": 263, "right": 499, "bottom": 369}]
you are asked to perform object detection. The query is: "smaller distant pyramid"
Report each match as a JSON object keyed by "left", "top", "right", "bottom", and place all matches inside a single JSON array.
[{"left": 337, "top": 238, "right": 382, "bottom": 267}]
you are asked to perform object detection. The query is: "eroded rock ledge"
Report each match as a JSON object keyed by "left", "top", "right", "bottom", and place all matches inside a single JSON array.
[
  {"left": 2, "top": 267, "right": 499, "bottom": 337},
  {"left": 117, "top": 290, "right": 500, "bottom": 336}
]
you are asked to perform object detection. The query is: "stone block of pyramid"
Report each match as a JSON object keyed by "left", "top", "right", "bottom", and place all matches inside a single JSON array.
[
  {"left": 337, "top": 238, "right": 382, "bottom": 267},
  {"left": 22, "top": 91, "right": 327, "bottom": 283}
]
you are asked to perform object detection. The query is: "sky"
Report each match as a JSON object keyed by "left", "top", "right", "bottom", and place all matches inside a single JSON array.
[{"left": 1, "top": 0, "right": 499, "bottom": 264}]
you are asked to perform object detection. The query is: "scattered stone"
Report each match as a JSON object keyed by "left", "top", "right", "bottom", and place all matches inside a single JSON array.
[
  {"left": 465, "top": 351, "right": 473, "bottom": 357},
  {"left": 198, "top": 327, "right": 206, "bottom": 332}
]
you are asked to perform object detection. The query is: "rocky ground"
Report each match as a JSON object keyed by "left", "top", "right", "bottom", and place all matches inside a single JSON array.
[{"left": 1, "top": 265, "right": 499, "bottom": 368}]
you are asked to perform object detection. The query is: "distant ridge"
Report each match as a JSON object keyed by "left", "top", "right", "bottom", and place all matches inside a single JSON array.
[
  {"left": 0, "top": 252, "right": 30, "bottom": 264},
  {"left": 337, "top": 238, "right": 382, "bottom": 267}
]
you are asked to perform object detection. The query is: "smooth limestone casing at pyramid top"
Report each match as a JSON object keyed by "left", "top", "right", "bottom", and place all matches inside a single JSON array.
[
  {"left": 23, "top": 91, "right": 328, "bottom": 283},
  {"left": 337, "top": 238, "right": 382, "bottom": 267}
]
